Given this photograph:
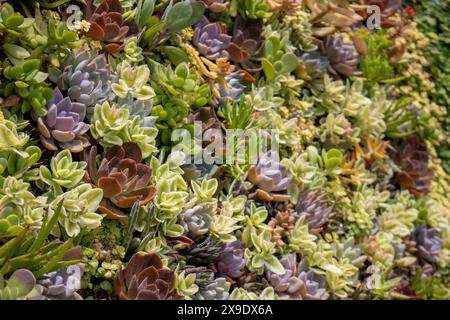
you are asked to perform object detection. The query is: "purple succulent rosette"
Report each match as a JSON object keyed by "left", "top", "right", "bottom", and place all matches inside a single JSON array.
[
  {"left": 266, "top": 254, "right": 329, "bottom": 300},
  {"left": 194, "top": 17, "right": 232, "bottom": 60},
  {"left": 321, "top": 35, "right": 362, "bottom": 77},
  {"left": 37, "top": 88, "right": 90, "bottom": 153},
  {"left": 412, "top": 226, "right": 442, "bottom": 264},
  {"left": 217, "top": 240, "right": 246, "bottom": 278},
  {"left": 49, "top": 51, "right": 111, "bottom": 108}
]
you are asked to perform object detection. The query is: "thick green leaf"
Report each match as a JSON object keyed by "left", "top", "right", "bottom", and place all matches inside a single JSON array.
[{"left": 138, "top": 0, "right": 155, "bottom": 27}]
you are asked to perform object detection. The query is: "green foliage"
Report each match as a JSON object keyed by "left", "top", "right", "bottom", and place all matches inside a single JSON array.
[
  {"left": 49, "top": 184, "right": 103, "bottom": 238},
  {"left": 262, "top": 31, "right": 299, "bottom": 81},
  {"left": 233, "top": 0, "right": 271, "bottom": 19},
  {"left": 91, "top": 101, "right": 158, "bottom": 158},
  {"left": 163, "top": 1, "right": 204, "bottom": 33},
  {"left": 0, "top": 201, "right": 79, "bottom": 277},
  {"left": 218, "top": 96, "right": 253, "bottom": 130},
  {"left": 38, "top": 150, "right": 87, "bottom": 196},
  {"left": 112, "top": 62, "right": 155, "bottom": 100},
  {"left": 244, "top": 229, "right": 285, "bottom": 275},
  {"left": 358, "top": 30, "right": 394, "bottom": 83}
]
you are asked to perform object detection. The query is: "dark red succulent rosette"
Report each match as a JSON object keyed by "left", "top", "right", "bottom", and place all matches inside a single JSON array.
[
  {"left": 85, "top": 142, "right": 156, "bottom": 219},
  {"left": 83, "top": 0, "right": 140, "bottom": 53}
]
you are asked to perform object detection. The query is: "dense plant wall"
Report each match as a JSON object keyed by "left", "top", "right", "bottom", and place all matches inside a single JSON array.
[{"left": 0, "top": 0, "right": 449, "bottom": 300}]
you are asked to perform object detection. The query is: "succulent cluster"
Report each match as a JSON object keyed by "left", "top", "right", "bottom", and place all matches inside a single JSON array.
[{"left": 0, "top": 0, "right": 449, "bottom": 301}]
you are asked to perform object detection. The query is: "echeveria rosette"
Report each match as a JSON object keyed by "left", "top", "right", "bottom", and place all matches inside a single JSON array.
[
  {"left": 0, "top": 176, "right": 47, "bottom": 236},
  {"left": 266, "top": 254, "right": 329, "bottom": 300},
  {"left": 90, "top": 101, "right": 158, "bottom": 159},
  {"left": 39, "top": 150, "right": 87, "bottom": 196},
  {"left": 321, "top": 35, "right": 362, "bottom": 78},
  {"left": 37, "top": 88, "right": 90, "bottom": 153},
  {"left": 111, "top": 62, "right": 155, "bottom": 101},
  {"left": 411, "top": 227, "right": 442, "bottom": 264},
  {"left": 227, "top": 17, "right": 265, "bottom": 73},
  {"left": 216, "top": 240, "right": 246, "bottom": 279},
  {"left": 391, "top": 135, "right": 434, "bottom": 197},
  {"left": 49, "top": 51, "right": 111, "bottom": 109},
  {"left": 181, "top": 203, "right": 213, "bottom": 237},
  {"left": 50, "top": 184, "right": 103, "bottom": 238},
  {"left": 193, "top": 17, "right": 231, "bottom": 60},
  {"left": 247, "top": 151, "right": 293, "bottom": 202},
  {"left": 83, "top": 0, "right": 140, "bottom": 53},
  {"left": 86, "top": 142, "right": 156, "bottom": 219},
  {"left": 195, "top": 277, "right": 230, "bottom": 300},
  {"left": 39, "top": 263, "right": 85, "bottom": 300},
  {"left": 0, "top": 112, "right": 29, "bottom": 157},
  {"left": 0, "top": 269, "right": 44, "bottom": 300},
  {"left": 114, "top": 252, "right": 182, "bottom": 300},
  {"left": 296, "top": 191, "right": 333, "bottom": 233},
  {"left": 244, "top": 229, "right": 285, "bottom": 276}
]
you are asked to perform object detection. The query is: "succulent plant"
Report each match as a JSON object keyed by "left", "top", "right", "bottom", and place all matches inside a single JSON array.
[
  {"left": 266, "top": 254, "right": 329, "bottom": 300},
  {"left": 1, "top": 59, "right": 52, "bottom": 117},
  {"left": 115, "top": 252, "right": 181, "bottom": 300},
  {"left": 299, "top": 51, "right": 329, "bottom": 89},
  {"left": 229, "top": 287, "right": 276, "bottom": 300},
  {"left": 0, "top": 113, "right": 29, "bottom": 156},
  {"left": 40, "top": 263, "right": 85, "bottom": 300},
  {"left": 111, "top": 62, "right": 155, "bottom": 100},
  {"left": 193, "top": 17, "right": 231, "bottom": 60},
  {"left": 306, "top": 0, "right": 363, "bottom": 37},
  {"left": 237, "top": 271, "right": 270, "bottom": 292},
  {"left": 90, "top": 101, "right": 158, "bottom": 158},
  {"left": 199, "top": 0, "right": 229, "bottom": 12},
  {"left": 359, "top": 0, "right": 402, "bottom": 29},
  {"left": 216, "top": 240, "right": 246, "bottom": 278},
  {"left": 175, "top": 270, "right": 199, "bottom": 299},
  {"left": 391, "top": 135, "right": 434, "bottom": 197},
  {"left": 0, "top": 269, "right": 44, "bottom": 300},
  {"left": 0, "top": 145, "right": 41, "bottom": 181},
  {"left": 320, "top": 35, "right": 362, "bottom": 78},
  {"left": 247, "top": 152, "right": 293, "bottom": 202},
  {"left": 411, "top": 227, "right": 442, "bottom": 264},
  {"left": 227, "top": 17, "right": 265, "bottom": 73},
  {"left": 86, "top": 143, "right": 155, "bottom": 219},
  {"left": 0, "top": 199, "right": 82, "bottom": 277},
  {"left": 183, "top": 237, "right": 222, "bottom": 265},
  {"left": 262, "top": 30, "right": 299, "bottom": 81},
  {"left": 83, "top": 0, "right": 140, "bottom": 53},
  {"left": 295, "top": 192, "right": 333, "bottom": 232},
  {"left": 195, "top": 276, "right": 230, "bottom": 300},
  {"left": 267, "top": 0, "right": 302, "bottom": 15},
  {"left": 50, "top": 183, "right": 103, "bottom": 237},
  {"left": 268, "top": 206, "right": 298, "bottom": 245},
  {"left": 49, "top": 51, "right": 111, "bottom": 109},
  {"left": 181, "top": 203, "right": 213, "bottom": 236},
  {"left": 237, "top": 0, "right": 271, "bottom": 19},
  {"left": 39, "top": 150, "right": 87, "bottom": 195},
  {"left": 0, "top": 176, "right": 47, "bottom": 236},
  {"left": 244, "top": 229, "right": 285, "bottom": 275}
]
